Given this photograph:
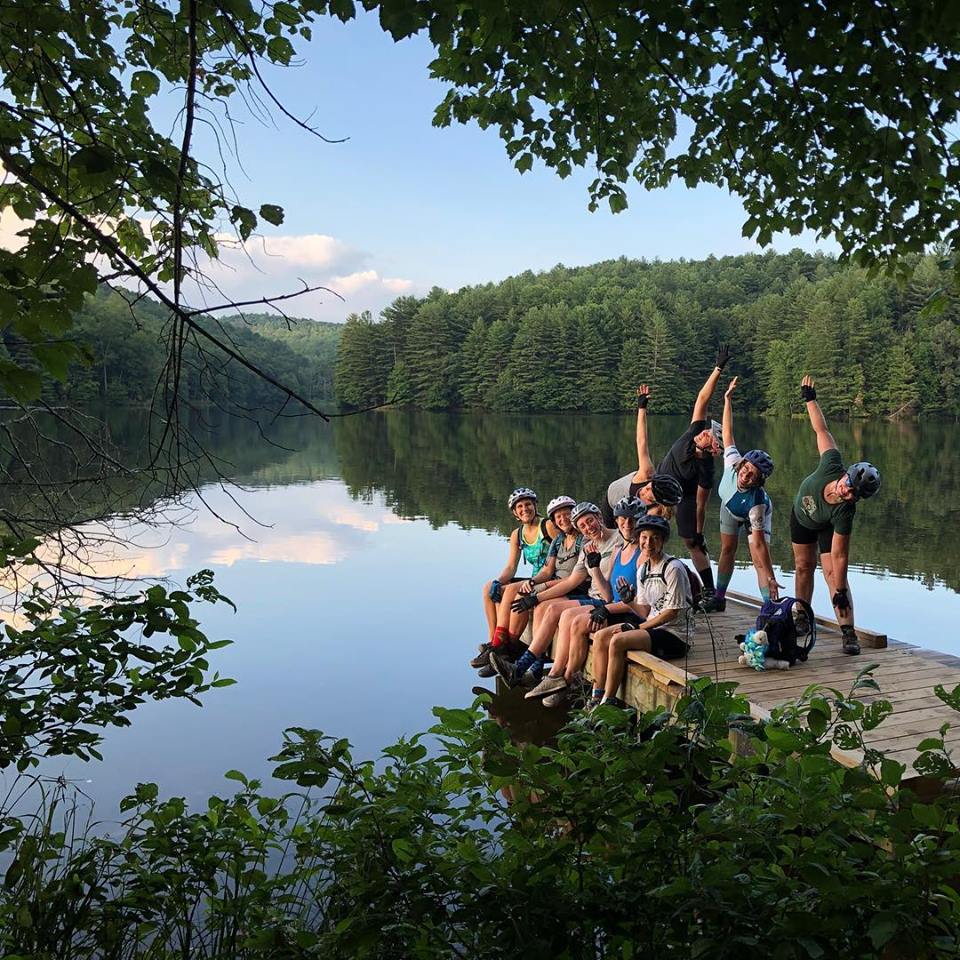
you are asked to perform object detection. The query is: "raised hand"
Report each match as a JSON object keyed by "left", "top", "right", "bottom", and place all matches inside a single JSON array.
[
  {"left": 715, "top": 344, "right": 732, "bottom": 370},
  {"left": 584, "top": 541, "right": 602, "bottom": 569},
  {"left": 724, "top": 376, "right": 738, "bottom": 400},
  {"left": 636, "top": 384, "right": 650, "bottom": 409},
  {"left": 801, "top": 374, "right": 817, "bottom": 402},
  {"left": 616, "top": 576, "right": 636, "bottom": 604}
]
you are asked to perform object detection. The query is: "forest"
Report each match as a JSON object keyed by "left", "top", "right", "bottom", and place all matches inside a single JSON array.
[
  {"left": 334, "top": 250, "right": 960, "bottom": 418},
  {"left": 18, "top": 288, "right": 342, "bottom": 408}
]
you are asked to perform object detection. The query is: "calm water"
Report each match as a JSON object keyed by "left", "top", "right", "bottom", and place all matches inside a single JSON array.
[{"left": 24, "top": 410, "right": 960, "bottom": 813}]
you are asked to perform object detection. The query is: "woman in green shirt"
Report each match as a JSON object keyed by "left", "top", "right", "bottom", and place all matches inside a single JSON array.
[{"left": 790, "top": 375, "right": 881, "bottom": 655}]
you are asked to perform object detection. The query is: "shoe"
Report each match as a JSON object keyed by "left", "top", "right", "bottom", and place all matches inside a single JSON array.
[
  {"left": 841, "top": 626, "right": 861, "bottom": 656},
  {"left": 542, "top": 686, "right": 569, "bottom": 708},
  {"left": 585, "top": 694, "right": 604, "bottom": 712},
  {"left": 518, "top": 663, "right": 543, "bottom": 688},
  {"left": 470, "top": 643, "right": 493, "bottom": 669},
  {"left": 477, "top": 662, "right": 496, "bottom": 678},
  {"left": 525, "top": 674, "right": 568, "bottom": 700},
  {"left": 490, "top": 650, "right": 519, "bottom": 685},
  {"left": 699, "top": 590, "right": 725, "bottom": 613}
]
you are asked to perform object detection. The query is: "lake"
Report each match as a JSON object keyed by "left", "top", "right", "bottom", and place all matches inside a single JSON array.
[{"left": 18, "top": 409, "right": 960, "bottom": 815}]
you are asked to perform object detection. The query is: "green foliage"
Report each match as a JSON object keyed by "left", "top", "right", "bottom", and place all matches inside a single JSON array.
[
  {"left": 335, "top": 251, "right": 960, "bottom": 417},
  {"left": 3, "top": 675, "right": 960, "bottom": 957}
]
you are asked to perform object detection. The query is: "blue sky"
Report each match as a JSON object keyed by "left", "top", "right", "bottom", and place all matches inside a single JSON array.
[{"left": 187, "top": 10, "right": 838, "bottom": 321}]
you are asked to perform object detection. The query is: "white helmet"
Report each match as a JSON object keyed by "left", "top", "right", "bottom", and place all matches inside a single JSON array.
[
  {"left": 546, "top": 495, "right": 576, "bottom": 521},
  {"left": 507, "top": 487, "right": 537, "bottom": 511}
]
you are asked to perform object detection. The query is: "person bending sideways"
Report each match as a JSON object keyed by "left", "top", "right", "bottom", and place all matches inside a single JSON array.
[
  {"left": 519, "top": 495, "right": 648, "bottom": 708},
  {"left": 588, "top": 514, "right": 694, "bottom": 710},
  {"left": 791, "top": 375, "right": 881, "bottom": 656},
  {"left": 656, "top": 346, "right": 731, "bottom": 604},
  {"left": 490, "top": 501, "right": 621, "bottom": 689},
  {"left": 701, "top": 376, "right": 780, "bottom": 612},
  {"left": 475, "top": 487, "right": 557, "bottom": 668},
  {"left": 473, "top": 495, "right": 584, "bottom": 677},
  {"left": 600, "top": 383, "right": 685, "bottom": 528}
]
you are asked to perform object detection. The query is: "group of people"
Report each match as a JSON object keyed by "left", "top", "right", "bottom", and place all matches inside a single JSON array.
[{"left": 472, "top": 347, "right": 882, "bottom": 711}]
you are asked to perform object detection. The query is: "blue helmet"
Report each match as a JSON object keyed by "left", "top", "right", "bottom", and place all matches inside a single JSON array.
[
  {"left": 845, "top": 462, "right": 881, "bottom": 500},
  {"left": 740, "top": 449, "right": 774, "bottom": 483}
]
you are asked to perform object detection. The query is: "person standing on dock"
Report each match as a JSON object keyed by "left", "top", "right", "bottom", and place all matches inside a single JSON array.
[
  {"left": 791, "top": 375, "right": 882, "bottom": 656},
  {"left": 655, "top": 346, "right": 731, "bottom": 606},
  {"left": 600, "top": 384, "right": 684, "bottom": 528},
  {"left": 700, "top": 376, "right": 779, "bottom": 612}
]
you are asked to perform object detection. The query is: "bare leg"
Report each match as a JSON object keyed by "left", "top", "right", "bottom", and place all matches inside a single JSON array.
[
  {"left": 717, "top": 532, "right": 738, "bottom": 594},
  {"left": 528, "top": 599, "right": 581, "bottom": 657},
  {"left": 791, "top": 542, "right": 817, "bottom": 606},
  {"left": 604, "top": 629, "right": 653, "bottom": 700},
  {"left": 495, "top": 581, "right": 524, "bottom": 630},
  {"left": 820, "top": 552, "right": 855, "bottom": 628},
  {"left": 589, "top": 626, "right": 619, "bottom": 690},
  {"left": 683, "top": 537, "right": 711, "bottom": 578},
  {"left": 482, "top": 580, "right": 498, "bottom": 642},
  {"left": 547, "top": 606, "right": 585, "bottom": 676},
  {"left": 564, "top": 612, "right": 595, "bottom": 681}
]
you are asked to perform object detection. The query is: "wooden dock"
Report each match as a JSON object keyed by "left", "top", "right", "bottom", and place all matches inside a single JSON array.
[{"left": 609, "top": 593, "right": 960, "bottom": 782}]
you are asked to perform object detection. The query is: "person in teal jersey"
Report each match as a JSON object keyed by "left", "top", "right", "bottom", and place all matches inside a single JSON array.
[
  {"left": 700, "top": 376, "right": 779, "bottom": 613},
  {"left": 790, "top": 375, "right": 882, "bottom": 656},
  {"left": 478, "top": 487, "right": 558, "bottom": 662}
]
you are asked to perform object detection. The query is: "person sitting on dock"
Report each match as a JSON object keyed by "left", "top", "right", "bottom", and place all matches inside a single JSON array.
[
  {"left": 791, "top": 375, "right": 882, "bottom": 656},
  {"left": 520, "top": 495, "right": 648, "bottom": 708},
  {"left": 600, "top": 384, "right": 685, "bottom": 528},
  {"left": 589, "top": 514, "right": 694, "bottom": 710},
  {"left": 700, "top": 376, "right": 780, "bottom": 613},
  {"left": 655, "top": 347, "right": 731, "bottom": 606},
  {"left": 474, "top": 487, "right": 557, "bottom": 669},
  {"left": 489, "top": 501, "right": 621, "bottom": 688},
  {"left": 474, "top": 495, "right": 585, "bottom": 676}
]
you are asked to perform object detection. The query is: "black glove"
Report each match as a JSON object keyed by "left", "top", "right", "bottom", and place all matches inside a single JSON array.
[
  {"left": 690, "top": 532, "right": 707, "bottom": 552},
  {"left": 801, "top": 384, "right": 817, "bottom": 402},
  {"left": 585, "top": 550, "right": 602, "bottom": 569},
  {"left": 511, "top": 593, "right": 539, "bottom": 613},
  {"left": 488, "top": 579, "right": 502, "bottom": 602},
  {"left": 636, "top": 389, "right": 648, "bottom": 409},
  {"left": 589, "top": 605, "right": 609, "bottom": 629},
  {"left": 616, "top": 576, "right": 636, "bottom": 604},
  {"left": 715, "top": 344, "right": 731, "bottom": 370},
  {"left": 832, "top": 588, "right": 851, "bottom": 611}
]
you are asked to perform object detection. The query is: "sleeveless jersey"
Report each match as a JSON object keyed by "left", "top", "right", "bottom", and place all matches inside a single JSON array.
[
  {"left": 518, "top": 518, "right": 552, "bottom": 575},
  {"left": 548, "top": 532, "right": 584, "bottom": 579}
]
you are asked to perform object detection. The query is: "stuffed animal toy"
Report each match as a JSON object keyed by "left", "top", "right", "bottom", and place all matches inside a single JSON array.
[{"left": 738, "top": 628, "right": 791, "bottom": 671}]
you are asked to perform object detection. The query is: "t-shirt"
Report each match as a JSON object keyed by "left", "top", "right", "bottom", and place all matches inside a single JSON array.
[
  {"left": 571, "top": 528, "right": 624, "bottom": 600},
  {"left": 656, "top": 419, "right": 715, "bottom": 496},
  {"left": 793, "top": 449, "right": 856, "bottom": 535},
  {"left": 719, "top": 445, "right": 772, "bottom": 531},
  {"left": 601, "top": 472, "right": 649, "bottom": 528},
  {"left": 637, "top": 554, "right": 693, "bottom": 637},
  {"left": 548, "top": 532, "right": 584, "bottom": 579}
]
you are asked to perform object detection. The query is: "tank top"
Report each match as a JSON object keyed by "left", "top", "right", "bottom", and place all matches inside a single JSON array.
[
  {"left": 609, "top": 543, "right": 640, "bottom": 599},
  {"left": 548, "top": 532, "right": 584, "bottom": 579},
  {"left": 518, "top": 518, "right": 552, "bottom": 575}
]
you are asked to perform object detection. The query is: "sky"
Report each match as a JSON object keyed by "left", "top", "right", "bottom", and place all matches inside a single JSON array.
[{"left": 8, "top": 9, "right": 839, "bottom": 322}]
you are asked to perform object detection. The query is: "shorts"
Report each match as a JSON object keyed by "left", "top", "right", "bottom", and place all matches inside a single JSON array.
[
  {"left": 675, "top": 493, "right": 699, "bottom": 540},
  {"left": 608, "top": 612, "right": 643, "bottom": 629},
  {"left": 719, "top": 502, "right": 772, "bottom": 540},
  {"left": 648, "top": 628, "right": 689, "bottom": 660},
  {"left": 789, "top": 507, "right": 834, "bottom": 554},
  {"left": 577, "top": 596, "right": 606, "bottom": 608}
]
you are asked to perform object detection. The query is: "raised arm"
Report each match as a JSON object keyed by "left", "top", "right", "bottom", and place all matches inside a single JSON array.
[
  {"left": 801, "top": 375, "right": 838, "bottom": 454},
  {"left": 633, "top": 384, "right": 655, "bottom": 479},
  {"left": 691, "top": 344, "right": 731, "bottom": 422},
  {"left": 722, "top": 376, "right": 737, "bottom": 448}
]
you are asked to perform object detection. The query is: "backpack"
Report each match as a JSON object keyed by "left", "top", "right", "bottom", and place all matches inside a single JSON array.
[
  {"left": 638, "top": 557, "right": 702, "bottom": 610},
  {"left": 754, "top": 597, "right": 817, "bottom": 666}
]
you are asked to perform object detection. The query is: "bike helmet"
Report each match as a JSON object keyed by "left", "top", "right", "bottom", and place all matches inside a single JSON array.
[
  {"left": 546, "top": 495, "right": 576, "bottom": 520},
  {"left": 507, "top": 487, "right": 537, "bottom": 511},
  {"left": 844, "top": 462, "right": 881, "bottom": 500},
  {"left": 740, "top": 449, "right": 774, "bottom": 483},
  {"left": 636, "top": 514, "right": 671, "bottom": 542},
  {"left": 570, "top": 501, "right": 602, "bottom": 525},
  {"left": 709, "top": 420, "right": 723, "bottom": 448},
  {"left": 647, "top": 473, "right": 683, "bottom": 507},
  {"left": 613, "top": 495, "right": 646, "bottom": 519}
]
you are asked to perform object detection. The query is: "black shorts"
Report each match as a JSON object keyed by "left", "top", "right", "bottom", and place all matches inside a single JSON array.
[
  {"left": 608, "top": 612, "right": 643, "bottom": 629},
  {"left": 675, "top": 492, "right": 699, "bottom": 540},
  {"left": 648, "top": 628, "right": 689, "bottom": 660},
  {"left": 789, "top": 507, "right": 834, "bottom": 554}
]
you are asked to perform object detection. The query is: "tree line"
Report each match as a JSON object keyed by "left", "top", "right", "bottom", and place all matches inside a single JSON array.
[{"left": 335, "top": 250, "right": 960, "bottom": 418}]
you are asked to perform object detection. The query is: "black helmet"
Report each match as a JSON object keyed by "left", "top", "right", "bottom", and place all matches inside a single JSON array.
[
  {"left": 740, "top": 449, "right": 774, "bottom": 483},
  {"left": 613, "top": 495, "right": 646, "bottom": 519},
  {"left": 636, "top": 514, "right": 671, "bottom": 542},
  {"left": 646, "top": 474, "right": 683, "bottom": 507},
  {"left": 845, "top": 462, "right": 881, "bottom": 500}
]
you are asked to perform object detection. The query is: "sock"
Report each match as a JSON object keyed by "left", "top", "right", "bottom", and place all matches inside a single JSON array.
[
  {"left": 759, "top": 586, "right": 770, "bottom": 602},
  {"left": 698, "top": 565, "right": 715, "bottom": 592},
  {"left": 508, "top": 632, "right": 521, "bottom": 643},
  {"left": 514, "top": 650, "right": 536, "bottom": 673},
  {"left": 492, "top": 626, "right": 509, "bottom": 649},
  {"left": 716, "top": 570, "right": 732, "bottom": 597},
  {"left": 592, "top": 688, "right": 604, "bottom": 699}
]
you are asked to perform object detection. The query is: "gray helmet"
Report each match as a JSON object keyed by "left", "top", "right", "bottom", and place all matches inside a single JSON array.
[
  {"left": 845, "top": 462, "right": 881, "bottom": 500},
  {"left": 570, "top": 501, "right": 602, "bottom": 525},
  {"left": 546, "top": 495, "right": 576, "bottom": 521},
  {"left": 636, "top": 514, "right": 671, "bottom": 542},
  {"left": 646, "top": 474, "right": 683, "bottom": 507},
  {"left": 613, "top": 495, "right": 646, "bottom": 519},
  {"left": 507, "top": 487, "right": 537, "bottom": 511}
]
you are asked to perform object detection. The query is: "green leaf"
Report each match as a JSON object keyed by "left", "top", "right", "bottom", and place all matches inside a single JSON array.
[
  {"left": 131, "top": 70, "right": 161, "bottom": 97},
  {"left": 258, "top": 203, "right": 285, "bottom": 226},
  {"left": 72, "top": 145, "right": 115, "bottom": 175},
  {"left": 867, "top": 913, "right": 898, "bottom": 949}
]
